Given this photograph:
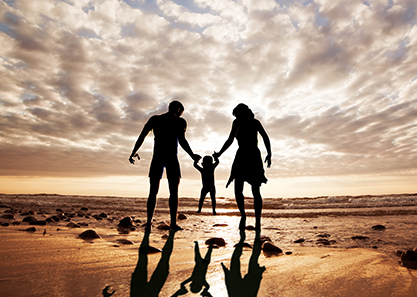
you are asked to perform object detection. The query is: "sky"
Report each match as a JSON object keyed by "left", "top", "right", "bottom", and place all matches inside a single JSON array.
[{"left": 0, "top": 0, "right": 417, "bottom": 199}]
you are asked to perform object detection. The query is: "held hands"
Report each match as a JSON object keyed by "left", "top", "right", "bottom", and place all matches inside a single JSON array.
[
  {"left": 129, "top": 153, "right": 140, "bottom": 164},
  {"left": 212, "top": 151, "right": 221, "bottom": 159},
  {"left": 192, "top": 154, "right": 202, "bottom": 162},
  {"left": 264, "top": 154, "right": 272, "bottom": 168}
]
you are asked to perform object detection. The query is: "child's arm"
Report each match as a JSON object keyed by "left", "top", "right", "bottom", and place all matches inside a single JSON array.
[
  {"left": 193, "top": 160, "right": 203, "bottom": 172},
  {"left": 212, "top": 154, "right": 220, "bottom": 168}
]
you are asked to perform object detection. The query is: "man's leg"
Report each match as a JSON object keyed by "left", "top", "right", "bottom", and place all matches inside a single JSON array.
[
  {"left": 168, "top": 176, "right": 180, "bottom": 229},
  {"left": 147, "top": 178, "right": 160, "bottom": 230}
]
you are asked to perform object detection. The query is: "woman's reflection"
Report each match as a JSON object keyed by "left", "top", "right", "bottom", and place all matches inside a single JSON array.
[
  {"left": 221, "top": 230, "right": 266, "bottom": 297},
  {"left": 130, "top": 229, "right": 176, "bottom": 297},
  {"left": 172, "top": 241, "right": 213, "bottom": 297}
]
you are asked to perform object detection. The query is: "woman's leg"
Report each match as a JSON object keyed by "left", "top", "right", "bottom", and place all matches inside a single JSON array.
[
  {"left": 251, "top": 184, "right": 262, "bottom": 230},
  {"left": 234, "top": 179, "right": 246, "bottom": 230}
]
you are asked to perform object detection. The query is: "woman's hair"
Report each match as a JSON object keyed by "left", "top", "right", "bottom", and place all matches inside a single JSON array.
[{"left": 233, "top": 103, "right": 254, "bottom": 119}]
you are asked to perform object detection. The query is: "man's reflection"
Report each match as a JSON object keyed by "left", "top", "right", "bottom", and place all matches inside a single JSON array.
[
  {"left": 172, "top": 241, "right": 213, "bottom": 297},
  {"left": 130, "top": 229, "right": 176, "bottom": 297},
  {"left": 221, "top": 230, "right": 266, "bottom": 297}
]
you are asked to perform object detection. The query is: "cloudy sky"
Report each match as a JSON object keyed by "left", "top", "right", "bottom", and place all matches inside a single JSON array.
[{"left": 1, "top": 0, "right": 416, "bottom": 198}]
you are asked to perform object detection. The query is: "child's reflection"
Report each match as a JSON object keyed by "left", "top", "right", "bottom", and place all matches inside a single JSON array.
[
  {"left": 130, "top": 229, "right": 176, "bottom": 297},
  {"left": 172, "top": 241, "right": 213, "bottom": 297},
  {"left": 221, "top": 230, "right": 266, "bottom": 297}
]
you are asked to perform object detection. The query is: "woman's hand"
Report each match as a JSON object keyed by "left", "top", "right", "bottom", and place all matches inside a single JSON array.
[
  {"left": 264, "top": 154, "right": 271, "bottom": 168},
  {"left": 129, "top": 153, "right": 140, "bottom": 164}
]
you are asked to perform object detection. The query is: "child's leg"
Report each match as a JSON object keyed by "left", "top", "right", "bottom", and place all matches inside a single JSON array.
[
  {"left": 197, "top": 188, "right": 208, "bottom": 213},
  {"left": 209, "top": 188, "right": 216, "bottom": 215}
]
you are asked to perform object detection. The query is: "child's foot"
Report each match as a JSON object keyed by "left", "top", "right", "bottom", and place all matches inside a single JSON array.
[
  {"left": 213, "top": 211, "right": 217, "bottom": 215},
  {"left": 170, "top": 224, "right": 183, "bottom": 231}
]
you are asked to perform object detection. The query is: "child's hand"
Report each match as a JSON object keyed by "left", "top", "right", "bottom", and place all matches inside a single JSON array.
[{"left": 212, "top": 151, "right": 220, "bottom": 159}]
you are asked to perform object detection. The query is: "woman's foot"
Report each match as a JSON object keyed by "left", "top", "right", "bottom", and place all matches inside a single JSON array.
[
  {"left": 197, "top": 209, "right": 201, "bottom": 214},
  {"left": 213, "top": 210, "right": 217, "bottom": 215}
]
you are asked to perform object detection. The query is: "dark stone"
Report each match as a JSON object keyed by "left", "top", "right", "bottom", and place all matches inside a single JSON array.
[
  {"left": 80, "top": 207, "right": 88, "bottom": 211},
  {"left": 157, "top": 222, "right": 171, "bottom": 230},
  {"left": 22, "top": 216, "right": 37, "bottom": 223},
  {"left": 12, "top": 221, "right": 21, "bottom": 225},
  {"left": 118, "top": 217, "right": 134, "bottom": 228},
  {"left": 78, "top": 230, "right": 100, "bottom": 239},
  {"left": 23, "top": 227, "right": 37, "bottom": 232},
  {"left": 134, "top": 219, "right": 142, "bottom": 223},
  {"left": 205, "top": 237, "right": 226, "bottom": 246},
  {"left": 294, "top": 238, "right": 305, "bottom": 243},
  {"left": 50, "top": 215, "right": 60, "bottom": 222},
  {"left": 233, "top": 242, "right": 252, "bottom": 248},
  {"left": 178, "top": 213, "right": 187, "bottom": 220},
  {"left": 213, "top": 223, "right": 228, "bottom": 227},
  {"left": 351, "top": 236, "right": 369, "bottom": 240},
  {"left": 317, "top": 239, "right": 331, "bottom": 245},
  {"left": 1, "top": 222, "right": 9, "bottom": 227},
  {"left": 259, "top": 236, "right": 272, "bottom": 245},
  {"left": 116, "top": 239, "right": 134, "bottom": 245},
  {"left": 56, "top": 209, "right": 64, "bottom": 214},
  {"left": 262, "top": 242, "right": 283, "bottom": 254},
  {"left": 30, "top": 220, "right": 47, "bottom": 226},
  {"left": 372, "top": 225, "right": 386, "bottom": 231},
  {"left": 99, "top": 212, "right": 108, "bottom": 218},
  {"left": 285, "top": 251, "right": 293, "bottom": 255},
  {"left": 0, "top": 204, "right": 9, "bottom": 208},
  {"left": 66, "top": 222, "right": 81, "bottom": 228},
  {"left": 1, "top": 214, "right": 15, "bottom": 220},
  {"left": 245, "top": 225, "right": 256, "bottom": 231},
  {"left": 148, "top": 246, "right": 162, "bottom": 254},
  {"left": 78, "top": 222, "right": 89, "bottom": 227},
  {"left": 401, "top": 250, "right": 417, "bottom": 269},
  {"left": 317, "top": 233, "right": 331, "bottom": 238}
]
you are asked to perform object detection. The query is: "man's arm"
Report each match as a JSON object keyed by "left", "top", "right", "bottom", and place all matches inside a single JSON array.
[
  {"left": 258, "top": 121, "right": 272, "bottom": 168},
  {"left": 178, "top": 122, "right": 201, "bottom": 161},
  {"left": 129, "top": 118, "right": 153, "bottom": 164}
]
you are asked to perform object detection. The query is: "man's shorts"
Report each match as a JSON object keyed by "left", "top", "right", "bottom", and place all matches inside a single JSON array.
[{"left": 148, "top": 155, "right": 181, "bottom": 180}]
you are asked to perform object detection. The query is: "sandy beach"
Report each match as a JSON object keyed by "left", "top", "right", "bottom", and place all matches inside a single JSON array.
[{"left": 1, "top": 194, "right": 417, "bottom": 297}]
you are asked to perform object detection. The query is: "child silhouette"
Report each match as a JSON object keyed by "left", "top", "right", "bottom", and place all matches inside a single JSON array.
[{"left": 193, "top": 154, "right": 219, "bottom": 215}]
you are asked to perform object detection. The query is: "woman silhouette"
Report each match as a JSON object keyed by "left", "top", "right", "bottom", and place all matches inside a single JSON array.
[{"left": 214, "top": 104, "right": 271, "bottom": 230}]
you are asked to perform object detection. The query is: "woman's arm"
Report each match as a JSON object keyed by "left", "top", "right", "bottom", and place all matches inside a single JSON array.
[
  {"left": 214, "top": 121, "right": 238, "bottom": 158},
  {"left": 258, "top": 121, "right": 272, "bottom": 168}
]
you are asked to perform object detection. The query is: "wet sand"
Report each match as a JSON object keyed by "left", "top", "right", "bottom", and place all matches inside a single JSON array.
[{"left": 1, "top": 208, "right": 417, "bottom": 297}]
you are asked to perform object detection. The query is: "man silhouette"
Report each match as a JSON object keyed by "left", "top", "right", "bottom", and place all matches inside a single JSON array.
[{"left": 129, "top": 101, "right": 201, "bottom": 231}]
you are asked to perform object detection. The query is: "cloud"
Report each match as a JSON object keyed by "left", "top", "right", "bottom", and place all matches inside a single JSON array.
[{"left": 0, "top": 0, "right": 416, "bottom": 185}]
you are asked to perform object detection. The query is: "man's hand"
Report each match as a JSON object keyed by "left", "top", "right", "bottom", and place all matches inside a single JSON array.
[
  {"left": 264, "top": 154, "right": 271, "bottom": 168},
  {"left": 192, "top": 154, "right": 201, "bottom": 162},
  {"left": 129, "top": 153, "right": 140, "bottom": 164}
]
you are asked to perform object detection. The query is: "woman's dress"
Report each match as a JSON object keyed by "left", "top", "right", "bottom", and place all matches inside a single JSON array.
[{"left": 225, "top": 118, "right": 267, "bottom": 188}]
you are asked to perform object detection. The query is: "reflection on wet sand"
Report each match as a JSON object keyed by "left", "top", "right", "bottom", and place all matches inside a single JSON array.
[
  {"left": 130, "top": 229, "right": 176, "bottom": 297},
  {"left": 172, "top": 241, "right": 214, "bottom": 296},
  {"left": 221, "top": 230, "right": 266, "bottom": 297}
]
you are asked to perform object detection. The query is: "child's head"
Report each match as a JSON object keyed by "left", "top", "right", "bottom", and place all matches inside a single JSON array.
[{"left": 202, "top": 156, "right": 213, "bottom": 167}]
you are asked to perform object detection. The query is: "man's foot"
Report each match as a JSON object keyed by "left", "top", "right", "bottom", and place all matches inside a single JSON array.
[
  {"left": 197, "top": 210, "right": 201, "bottom": 214},
  {"left": 213, "top": 211, "right": 217, "bottom": 215},
  {"left": 170, "top": 224, "right": 183, "bottom": 231}
]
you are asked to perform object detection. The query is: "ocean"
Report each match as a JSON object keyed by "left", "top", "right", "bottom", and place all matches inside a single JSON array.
[{"left": 1, "top": 193, "right": 417, "bottom": 253}]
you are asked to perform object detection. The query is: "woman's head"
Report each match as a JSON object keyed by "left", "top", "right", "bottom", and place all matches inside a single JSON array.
[{"left": 233, "top": 103, "right": 254, "bottom": 120}]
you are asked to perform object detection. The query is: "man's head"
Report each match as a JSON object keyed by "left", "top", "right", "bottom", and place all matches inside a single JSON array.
[{"left": 168, "top": 101, "right": 184, "bottom": 117}]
